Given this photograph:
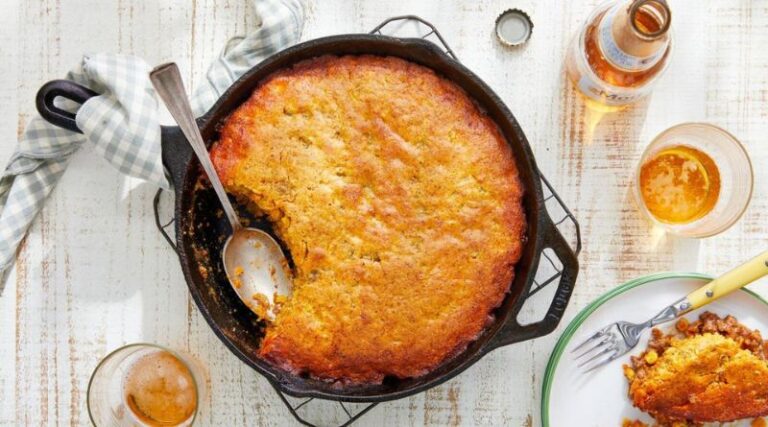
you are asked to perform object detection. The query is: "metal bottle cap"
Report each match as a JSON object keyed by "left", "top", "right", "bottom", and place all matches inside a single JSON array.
[{"left": 495, "top": 9, "right": 533, "bottom": 47}]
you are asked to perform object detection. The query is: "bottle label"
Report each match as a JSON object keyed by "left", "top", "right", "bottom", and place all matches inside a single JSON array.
[
  {"left": 576, "top": 73, "right": 650, "bottom": 106},
  {"left": 598, "top": 5, "right": 664, "bottom": 71}
]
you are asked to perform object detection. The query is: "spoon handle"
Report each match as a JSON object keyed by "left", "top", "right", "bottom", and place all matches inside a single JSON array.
[{"left": 150, "top": 63, "right": 242, "bottom": 231}]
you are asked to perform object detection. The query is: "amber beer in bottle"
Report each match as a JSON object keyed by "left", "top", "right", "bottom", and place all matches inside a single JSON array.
[{"left": 565, "top": 0, "right": 672, "bottom": 107}]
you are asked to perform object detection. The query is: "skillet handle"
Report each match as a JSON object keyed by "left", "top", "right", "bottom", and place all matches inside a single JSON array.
[
  {"left": 35, "top": 79, "right": 190, "bottom": 186},
  {"left": 35, "top": 80, "right": 98, "bottom": 133},
  {"left": 488, "top": 175, "right": 581, "bottom": 349}
]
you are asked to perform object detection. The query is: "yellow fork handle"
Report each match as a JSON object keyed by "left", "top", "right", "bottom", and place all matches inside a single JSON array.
[{"left": 686, "top": 250, "right": 768, "bottom": 311}]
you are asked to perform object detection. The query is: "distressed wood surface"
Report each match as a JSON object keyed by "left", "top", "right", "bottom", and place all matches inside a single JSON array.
[{"left": 1, "top": 1, "right": 767, "bottom": 426}]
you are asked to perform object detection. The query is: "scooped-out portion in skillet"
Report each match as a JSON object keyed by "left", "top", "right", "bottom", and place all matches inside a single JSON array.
[{"left": 209, "top": 54, "right": 526, "bottom": 384}]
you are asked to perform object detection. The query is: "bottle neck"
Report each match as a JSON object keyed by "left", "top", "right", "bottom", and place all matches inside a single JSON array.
[{"left": 598, "top": 0, "right": 671, "bottom": 71}]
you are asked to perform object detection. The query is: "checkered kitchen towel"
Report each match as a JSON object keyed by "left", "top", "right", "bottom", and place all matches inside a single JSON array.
[{"left": 0, "top": 0, "right": 304, "bottom": 294}]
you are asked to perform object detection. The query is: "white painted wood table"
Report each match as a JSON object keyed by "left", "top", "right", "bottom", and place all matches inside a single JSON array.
[{"left": 1, "top": 1, "right": 766, "bottom": 425}]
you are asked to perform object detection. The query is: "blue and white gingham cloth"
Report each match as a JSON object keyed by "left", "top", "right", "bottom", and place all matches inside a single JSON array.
[{"left": 0, "top": 0, "right": 304, "bottom": 294}]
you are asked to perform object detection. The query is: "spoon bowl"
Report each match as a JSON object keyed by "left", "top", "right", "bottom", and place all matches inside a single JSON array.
[{"left": 222, "top": 228, "right": 292, "bottom": 320}]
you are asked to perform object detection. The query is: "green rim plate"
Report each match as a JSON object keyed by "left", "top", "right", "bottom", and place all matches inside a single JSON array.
[{"left": 540, "top": 272, "right": 768, "bottom": 426}]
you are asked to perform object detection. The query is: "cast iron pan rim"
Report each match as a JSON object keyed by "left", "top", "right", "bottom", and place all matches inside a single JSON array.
[{"left": 171, "top": 34, "right": 552, "bottom": 402}]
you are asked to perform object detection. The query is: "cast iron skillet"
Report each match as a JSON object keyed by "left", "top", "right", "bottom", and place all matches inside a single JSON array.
[{"left": 35, "top": 21, "right": 579, "bottom": 403}]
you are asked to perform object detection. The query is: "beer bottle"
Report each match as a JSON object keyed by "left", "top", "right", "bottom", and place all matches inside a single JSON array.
[{"left": 565, "top": 0, "right": 672, "bottom": 107}]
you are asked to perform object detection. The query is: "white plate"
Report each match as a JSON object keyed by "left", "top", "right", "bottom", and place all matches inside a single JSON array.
[{"left": 542, "top": 273, "right": 768, "bottom": 427}]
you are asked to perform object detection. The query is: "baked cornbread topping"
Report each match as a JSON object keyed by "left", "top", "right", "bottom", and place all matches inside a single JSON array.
[
  {"left": 624, "top": 312, "right": 768, "bottom": 426},
  {"left": 210, "top": 55, "right": 526, "bottom": 384}
]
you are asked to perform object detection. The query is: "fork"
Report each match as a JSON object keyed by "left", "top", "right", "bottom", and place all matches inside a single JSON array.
[{"left": 573, "top": 249, "right": 768, "bottom": 373}]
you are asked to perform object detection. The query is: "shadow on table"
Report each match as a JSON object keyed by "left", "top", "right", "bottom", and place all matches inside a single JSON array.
[{"left": 616, "top": 186, "right": 701, "bottom": 285}]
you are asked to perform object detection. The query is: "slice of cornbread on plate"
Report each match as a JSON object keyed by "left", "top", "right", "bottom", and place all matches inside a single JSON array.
[{"left": 625, "top": 312, "right": 768, "bottom": 425}]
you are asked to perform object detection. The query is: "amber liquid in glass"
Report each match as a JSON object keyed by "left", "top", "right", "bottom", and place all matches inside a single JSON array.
[
  {"left": 123, "top": 351, "right": 197, "bottom": 426},
  {"left": 583, "top": 6, "right": 668, "bottom": 88},
  {"left": 639, "top": 145, "right": 721, "bottom": 224}
]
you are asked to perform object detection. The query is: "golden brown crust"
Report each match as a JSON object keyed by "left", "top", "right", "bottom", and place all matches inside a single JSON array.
[
  {"left": 626, "top": 313, "right": 768, "bottom": 425},
  {"left": 210, "top": 55, "right": 526, "bottom": 384}
]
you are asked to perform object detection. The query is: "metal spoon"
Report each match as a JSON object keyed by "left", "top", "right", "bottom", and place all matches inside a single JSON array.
[{"left": 150, "top": 62, "right": 291, "bottom": 321}]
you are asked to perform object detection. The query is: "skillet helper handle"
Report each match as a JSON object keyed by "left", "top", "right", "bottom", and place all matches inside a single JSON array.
[
  {"left": 35, "top": 80, "right": 98, "bottom": 133},
  {"left": 369, "top": 15, "right": 458, "bottom": 60},
  {"left": 490, "top": 211, "right": 580, "bottom": 348},
  {"left": 682, "top": 250, "right": 768, "bottom": 313}
]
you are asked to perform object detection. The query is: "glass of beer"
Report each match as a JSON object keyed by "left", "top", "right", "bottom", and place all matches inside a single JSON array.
[
  {"left": 87, "top": 343, "right": 205, "bottom": 426},
  {"left": 633, "top": 123, "right": 753, "bottom": 237}
]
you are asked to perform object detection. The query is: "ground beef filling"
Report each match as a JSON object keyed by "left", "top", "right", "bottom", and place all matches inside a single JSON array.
[{"left": 628, "top": 312, "right": 768, "bottom": 380}]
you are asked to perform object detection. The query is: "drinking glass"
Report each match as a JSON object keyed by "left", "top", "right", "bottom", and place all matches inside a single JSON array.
[
  {"left": 87, "top": 343, "right": 206, "bottom": 427},
  {"left": 633, "top": 123, "right": 753, "bottom": 237}
]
